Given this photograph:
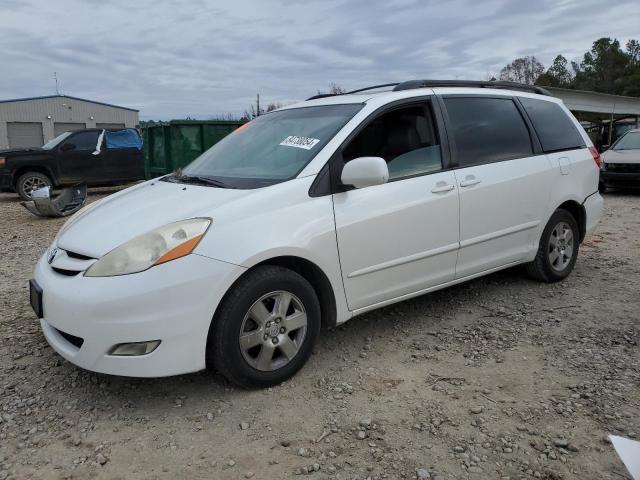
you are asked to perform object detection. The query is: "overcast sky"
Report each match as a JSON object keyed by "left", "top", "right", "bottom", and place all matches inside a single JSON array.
[{"left": 1, "top": 0, "right": 639, "bottom": 119}]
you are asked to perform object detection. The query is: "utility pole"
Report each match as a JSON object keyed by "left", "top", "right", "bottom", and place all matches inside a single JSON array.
[
  {"left": 256, "top": 93, "right": 260, "bottom": 117},
  {"left": 54, "top": 72, "right": 60, "bottom": 95}
]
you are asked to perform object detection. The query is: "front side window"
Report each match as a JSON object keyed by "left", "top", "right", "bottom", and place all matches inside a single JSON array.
[
  {"left": 444, "top": 97, "right": 533, "bottom": 167},
  {"left": 182, "top": 104, "right": 362, "bottom": 188},
  {"left": 519, "top": 97, "right": 585, "bottom": 152},
  {"left": 62, "top": 131, "right": 101, "bottom": 151},
  {"left": 612, "top": 131, "right": 640, "bottom": 150},
  {"left": 342, "top": 103, "right": 443, "bottom": 180}
]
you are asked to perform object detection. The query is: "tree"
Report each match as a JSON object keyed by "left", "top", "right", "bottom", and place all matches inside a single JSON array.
[
  {"left": 536, "top": 55, "right": 574, "bottom": 88},
  {"left": 498, "top": 56, "right": 545, "bottom": 85},
  {"left": 266, "top": 102, "right": 283, "bottom": 112},
  {"left": 573, "top": 37, "right": 629, "bottom": 94},
  {"left": 627, "top": 39, "right": 640, "bottom": 65},
  {"left": 621, "top": 40, "right": 640, "bottom": 96},
  {"left": 328, "top": 83, "right": 346, "bottom": 94},
  {"left": 316, "top": 83, "right": 347, "bottom": 96},
  {"left": 242, "top": 104, "right": 260, "bottom": 120}
]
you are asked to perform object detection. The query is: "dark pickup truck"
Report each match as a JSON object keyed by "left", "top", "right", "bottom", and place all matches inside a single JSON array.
[{"left": 0, "top": 128, "right": 144, "bottom": 200}]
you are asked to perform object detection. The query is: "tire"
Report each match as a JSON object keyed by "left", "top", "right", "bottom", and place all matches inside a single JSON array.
[
  {"left": 208, "top": 265, "right": 321, "bottom": 388},
  {"left": 16, "top": 171, "right": 52, "bottom": 201},
  {"left": 526, "top": 209, "right": 580, "bottom": 283}
]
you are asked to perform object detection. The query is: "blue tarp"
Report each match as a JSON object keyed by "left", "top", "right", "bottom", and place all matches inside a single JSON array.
[{"left": 105, "top": 128, "right": 143, "bottom": 150}]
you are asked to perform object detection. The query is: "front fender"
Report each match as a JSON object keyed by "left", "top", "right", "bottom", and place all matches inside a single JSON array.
[
  {"left": 9, "top": 155, "right": 58, "bottom": 185},
  {"left": 195, "top": 177, "right": 350, "bottom": 323}
]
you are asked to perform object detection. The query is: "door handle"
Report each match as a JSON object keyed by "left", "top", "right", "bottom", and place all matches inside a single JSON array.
[
  {"left": 459, "top": 176, "right": 481, "bottom": 187},
  {"left": 431, "top": 183, "right": 455, "bottom": 193}
]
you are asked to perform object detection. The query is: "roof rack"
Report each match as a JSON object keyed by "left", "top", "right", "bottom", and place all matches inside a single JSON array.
[
  {"left": 306, "top": 83, "right": 398, "bottom": 101},
  {"left": 306, "top": 79, "right": 551, "bottom": 101},
  {"left": 392, "top": 79, "right": 551, "bottom": 96}
]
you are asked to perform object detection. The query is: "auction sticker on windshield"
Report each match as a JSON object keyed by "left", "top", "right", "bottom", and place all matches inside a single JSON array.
[{"left": 280, "top": 135, "right": 320, "bottom": 150}]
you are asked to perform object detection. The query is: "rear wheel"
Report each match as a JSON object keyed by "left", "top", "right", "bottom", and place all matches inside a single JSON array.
[
  {"left": 526, "top": 209, "right": 579, "bottom": 283},
  {"left": 16, "top": 171, "right": 52, "bottom": 200},
  {"left": 208, "top": 265, "right": 321, "bottom": 388}
]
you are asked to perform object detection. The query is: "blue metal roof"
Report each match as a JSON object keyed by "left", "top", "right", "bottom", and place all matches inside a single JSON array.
[{"left": 0, "top": 94, "right": 139, "bottom": 112}]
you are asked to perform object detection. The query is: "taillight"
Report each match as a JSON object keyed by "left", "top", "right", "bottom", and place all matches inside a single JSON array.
[{"left": 589, "top": 147, "right": 602, "bottom": 168}]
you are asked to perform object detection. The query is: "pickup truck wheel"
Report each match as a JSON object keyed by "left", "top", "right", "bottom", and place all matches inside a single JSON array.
[
  {"left": 208, "top": 265, "right": 321, "bottom": 388},
  {"left": 526, "top": 209, "right": 579, "bottom": 283},
  {"left": 16, "top": 172, "right": 52, "bottom": 200}
]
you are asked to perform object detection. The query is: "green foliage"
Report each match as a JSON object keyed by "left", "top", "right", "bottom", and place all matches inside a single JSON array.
[
  {"left": 534, "top": 37, "right": 640, "bottom": 96},
  {"left": 536, "top": 55, "right": 573, "bottom": 88}
]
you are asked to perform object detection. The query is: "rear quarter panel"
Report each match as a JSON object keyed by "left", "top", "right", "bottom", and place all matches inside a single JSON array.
[{"left": 535, "top": 103, "right": 600, "bottom": 250}]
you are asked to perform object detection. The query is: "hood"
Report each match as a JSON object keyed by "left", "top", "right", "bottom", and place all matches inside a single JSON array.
[
  {"left": 56, "top": 179, "right": 249, "bottom": 257},
  {"left": 603, "top": 149, "right": 640, "bottom": 164},
  {"left": 0, "top": 147, "right": 45, "bottom": 157}
]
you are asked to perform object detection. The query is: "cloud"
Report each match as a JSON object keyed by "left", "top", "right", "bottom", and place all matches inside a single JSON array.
[{"left": 1, "top": 0, "right": 638, "bottom": 119}]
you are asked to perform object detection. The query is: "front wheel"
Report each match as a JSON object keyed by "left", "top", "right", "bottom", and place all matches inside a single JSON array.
[
  {"left": 208, "top": 265, "right": 321, "bottom": 388},
  {"left": 16, "top": 171, "right": 52, "bottom": 200},
  {"left": 526, "top": 209, "right": 579, "bottom": 283}
]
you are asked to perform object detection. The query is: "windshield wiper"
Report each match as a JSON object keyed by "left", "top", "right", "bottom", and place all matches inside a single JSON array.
[{"left": 167, "top": 174, "right": 235, "bottom": 189}]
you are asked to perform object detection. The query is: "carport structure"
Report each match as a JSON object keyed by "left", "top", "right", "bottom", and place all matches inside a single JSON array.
[{"left": 546, "top": 87, "right": 640, "bottom": 149}]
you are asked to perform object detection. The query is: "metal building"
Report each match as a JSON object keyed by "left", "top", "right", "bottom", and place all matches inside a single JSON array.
[{"left": 0, "top": 95, "right": 139, "bottom": 149}]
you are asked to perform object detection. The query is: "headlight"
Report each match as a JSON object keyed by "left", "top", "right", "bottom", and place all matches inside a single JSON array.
[{"left": 85, "top": 218, "right": 211, "bottom": 277}]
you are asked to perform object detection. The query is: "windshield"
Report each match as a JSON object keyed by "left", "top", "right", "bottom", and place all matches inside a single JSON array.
[
  {"left": 613, "top": 131, "right": 640, "bottom": 150},
  {"left": 41, "top": 131, "right": 72, "bottom": 150},
  {"left": 181, "top": 104, "right": 362, "bottom": 188}
]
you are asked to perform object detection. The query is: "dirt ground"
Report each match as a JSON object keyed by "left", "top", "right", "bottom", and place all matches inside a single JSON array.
[{"left": 0, "top": 188, "right": 639, "bottom": 480}]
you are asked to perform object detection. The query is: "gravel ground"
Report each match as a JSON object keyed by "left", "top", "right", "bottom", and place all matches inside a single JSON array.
[{"left": 0, "top": 188, "right": 639, "bottom": 480}]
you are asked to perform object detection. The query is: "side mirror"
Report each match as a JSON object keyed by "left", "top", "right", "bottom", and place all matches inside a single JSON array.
[
  {"left": 60, "top": 143, "right": 75, "bottom": 152},
  {"left": 600, "top": 144, "right": 610, "bottom": 152},
  {"left": 341, "top": 157, "right": 389, "bottom": 189}
]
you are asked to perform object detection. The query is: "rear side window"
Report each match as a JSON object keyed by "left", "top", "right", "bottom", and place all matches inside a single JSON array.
[
  {"left": 444, "top": 97, "right": 533, "bottom": 167},
  {"left": 519, "top": 97, "right": 585, "bottom": 152}
]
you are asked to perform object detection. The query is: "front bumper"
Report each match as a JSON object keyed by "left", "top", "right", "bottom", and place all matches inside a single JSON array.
[
  {"left": 600, "top": 170, "right": 640, "bottom": 188},
  {"left": 0, "top": 172, "right": 12, "bottom": 190},
  {"left": 34, "top": 252, "right": 245, "bottom": 377}
]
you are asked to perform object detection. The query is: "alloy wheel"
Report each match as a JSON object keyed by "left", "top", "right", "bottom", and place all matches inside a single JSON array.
[
  {"left": 239, "top": 291, "right": 307, "bottom": 372},
  {"left": 548, "top": 221, "right": 574, "bottom": 272},
  {"left": 23, "top": 176, "right": 48, "bottom": 197}
]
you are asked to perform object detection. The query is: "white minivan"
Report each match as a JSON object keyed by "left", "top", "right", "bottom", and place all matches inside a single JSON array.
[{"left": 30, "top": 80, "right": 603, "bottom": 387}]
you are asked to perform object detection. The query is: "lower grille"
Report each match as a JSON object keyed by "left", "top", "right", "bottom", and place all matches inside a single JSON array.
[
  {"left": 607, "top": 163, "right": 640, "bottom": 173},
  {"left": 54, "top": 328, "right": 84, "bottom": 348}
]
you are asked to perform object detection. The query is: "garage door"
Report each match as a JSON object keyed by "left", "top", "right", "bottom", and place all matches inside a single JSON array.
[
  {"left": 7, "top": 122, "right": 44, "bottom": 148},
  {"left": 54, "top": 122, "right": 86, "bottom": 136},
  {"left": 96, "top": 123, "right": 126, "bottom": 130}
]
